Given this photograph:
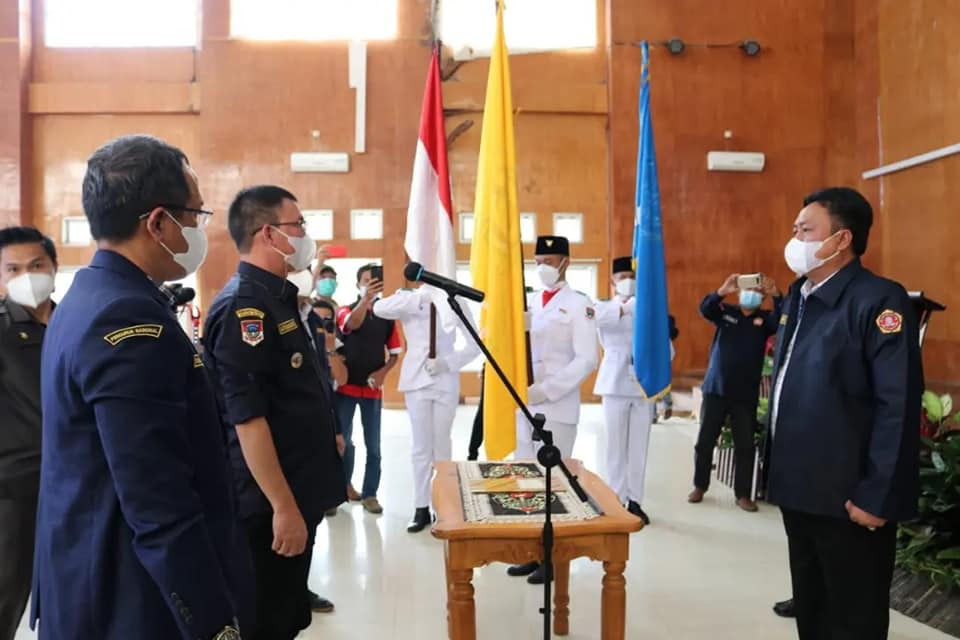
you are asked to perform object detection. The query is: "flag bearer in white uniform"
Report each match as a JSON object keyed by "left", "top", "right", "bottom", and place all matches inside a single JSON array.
[
  {"left": 594, "top": 256, "right": 652, "bottom": 525},
  {"left": 508, "top": 235, "right": 599, "bottom": 584},
  {"left": 373, "top": 282, "right": 479, "bottom": 532}
]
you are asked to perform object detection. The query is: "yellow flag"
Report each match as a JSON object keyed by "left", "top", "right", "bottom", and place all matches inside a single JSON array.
[{"left": 470, "top": 2, "right": 527, "bottom": 460}]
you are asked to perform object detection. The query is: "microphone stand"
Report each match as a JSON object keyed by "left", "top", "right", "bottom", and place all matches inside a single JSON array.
[{"left": 445, "top": 294, "right": 589, "bottom": 640}]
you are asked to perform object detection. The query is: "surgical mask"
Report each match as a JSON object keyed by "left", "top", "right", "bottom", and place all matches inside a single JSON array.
[
  {"left": 287, "top": 270, "right": 314, "bottom": 297},
  {"left": 316, "top": 277, "right": 337, "bottom": 297},
  {"left": 271, "top": 227, "right": 316, "bottom": 272},
  {"left": 5, "top": 272, "right": 55, "bottom": 308},
  {"left": 614, "top": 278, "right": 636, "bottom": 298},
  {"left": 161, "top": 211, "right": 207, "bottom": 276},
  {"left": 739, "top": 289, "right": 762, "bottom": 309},
  {"left": 784, "top": 231, "right": 842, "bottom": 276},
  {"left": 536, "top": 263, "right": 562, "bottom": 289}
]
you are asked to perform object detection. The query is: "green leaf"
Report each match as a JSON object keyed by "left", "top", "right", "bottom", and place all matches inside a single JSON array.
[
  {"left": 941, "top": 394, "right": 954, "bottom": 417},
  {"left": 937, "top": 548, "right": 960, "bottom": 561},
  {"left": 924, "top": 391, "right": 944, "bottom": 421}
]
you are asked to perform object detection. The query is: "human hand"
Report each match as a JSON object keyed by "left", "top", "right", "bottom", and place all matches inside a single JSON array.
[
  {"left": 272, "top": 504, "right": 307, "bottom": 557},
  {"left": 761, "top": 275, "right": 780, "bottom": 297},
  {"left": 425, "top": 358, "right": 449, "bottom": 376},
  {"left": 335, "top": 434, "right": 346, "bottom": 457},
  {"left": 527, "top": 383, "right": 547, "bottom": 405},
  {"left": 369, "top": 368, "right": 387, "bottom": 388},
  {"left": 363, "top": 279, "right": 385, "bottom": 302},
  {"left": 718, "top": 274, "right": 740, "bottom": 297},
  {"left": 844, "top": 500, "right": 887, "bottom": 531}
]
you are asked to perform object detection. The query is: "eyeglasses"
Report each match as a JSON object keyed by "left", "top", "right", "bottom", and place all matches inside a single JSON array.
[
  {"left": 141, "top": 205, "right": 214, "bottom": 228},
  {"left": 252, "top": 217, "right": 307, "bottom": 236}
]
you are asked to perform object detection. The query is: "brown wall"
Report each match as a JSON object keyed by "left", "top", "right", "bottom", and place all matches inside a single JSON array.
[
  {"left": 872, "top": 1, "right": 960, "bottom": 388},
  {"left": 2, "top": 0, "right": 956, "bottom": 398}
]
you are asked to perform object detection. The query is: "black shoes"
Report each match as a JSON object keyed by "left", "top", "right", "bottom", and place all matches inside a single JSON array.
[
  {"left": 308, "top": 590, "right": 334, "bottom": 613},
  {"left": 773, "top": 598, "right": 796, "bottom": 618},
  {"left": 627, "top": 500, "right": 651, "bottom": 525},
  {"left": 406, "top": 507, "right": 432, "bottom": 533}
]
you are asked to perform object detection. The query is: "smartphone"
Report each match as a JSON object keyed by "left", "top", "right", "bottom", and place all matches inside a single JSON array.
[
  {"left": 325, "top": 244, "right": 347, "bottom": 258},
  {"left": 737, "top": 273, "right": 762, "bottom": 289},
  {"left": 370, "top": 265, "right": 384, "bottom": 282}
]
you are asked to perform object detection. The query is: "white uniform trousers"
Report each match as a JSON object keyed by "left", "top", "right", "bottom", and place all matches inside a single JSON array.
[
  {"left": 515, "top": 412, "right": 577, "bottom": 460},
  {"left": 603, "top": 395, "right": 653, "bottom": 505},
  {"left": 405, "top": 388, "right": 458, "bottom": 509}
]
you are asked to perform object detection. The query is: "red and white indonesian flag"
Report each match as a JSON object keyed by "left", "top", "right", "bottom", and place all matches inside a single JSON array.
[{"left": 405, "top": 46, "right": 457, "bottom": 323}]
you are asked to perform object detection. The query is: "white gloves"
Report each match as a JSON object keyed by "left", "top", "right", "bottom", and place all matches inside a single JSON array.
[
  {"left": 526, "top": 383, "right": 547, "bottom": 406},
  {"left": 425, "top": 358, "right": 450, "bottom": 376}
]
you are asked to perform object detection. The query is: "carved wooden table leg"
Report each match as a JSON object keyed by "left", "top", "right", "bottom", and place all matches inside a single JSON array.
[
  {"left": 553, "top": 559, "right": 571, "bottom": 636},
  {"left": 601, "top": 560, "right": 627, "bottom": 640},
  {"left": 448, "top": 568, "right": 477, "bottom": 640}
]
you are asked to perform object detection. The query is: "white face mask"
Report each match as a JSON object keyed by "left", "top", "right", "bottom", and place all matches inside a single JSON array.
[
  {"left": 536, "top": 263, "right": 562, "bottom": 289},
  {"left": 5, "top": 272, "right": 55, "bottom": 308},
  {"left": 783, "top": 231, "right": 842, "bottom": 276},
  {"left": 614, "top": 278, "right": 636, "bottom": 298},
  {"left": 271, "top": 227, "right": 316, "bottom": 272},
  {"left": 287, "top": 270, "right": 315, "bottom": 297},
  {"left": 160, "top": 211, "right": 208, "bottom": 276}
]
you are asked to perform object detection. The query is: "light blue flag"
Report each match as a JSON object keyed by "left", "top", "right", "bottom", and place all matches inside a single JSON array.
[{"left": 632, "top": 41, "right": 672, "bottom": 399}]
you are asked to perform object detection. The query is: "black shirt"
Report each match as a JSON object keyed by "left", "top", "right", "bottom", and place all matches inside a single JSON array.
[
  {"left": 699, "top": 291, "right": 782, "bottom": 404},
  {"left": 203, "top": 262, "right": 345, "bottom": 525},
  {"left": 0, "top": 298, "right": 47, "bottom": 498}
]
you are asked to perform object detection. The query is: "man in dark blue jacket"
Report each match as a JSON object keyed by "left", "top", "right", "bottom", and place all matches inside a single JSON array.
[
  {"left": 33, "top": 135, "right": 248, "bottom": 640},
  {"left": 690, "top": 273, "right": 782, "bottom": 511},
  {"left": 768, "top": 187, "right": 922, "bottom": 639}
]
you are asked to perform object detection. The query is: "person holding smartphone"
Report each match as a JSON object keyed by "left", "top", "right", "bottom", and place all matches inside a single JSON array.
[
  {"left": 689, "top": 272, "right": 782, "bottom": 511},
  {"left": 334, "top": 263, "right": 402, "bottom": 514}
]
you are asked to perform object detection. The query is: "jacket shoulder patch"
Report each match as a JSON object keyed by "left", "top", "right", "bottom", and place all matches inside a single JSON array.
[
  {"left": 277, "top": 319, "right": 298, "bottom": 335},
  {"left": 876, "top": 309, "right": 903, "bottom": 334},
  {"left": 236, "top": 307, "right": 265, "bottom": 320},
  {"left": 104, "top": 324, "right": 163, "bottom": 346}
]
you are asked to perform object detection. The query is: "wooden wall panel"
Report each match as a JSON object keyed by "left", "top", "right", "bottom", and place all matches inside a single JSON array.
[
  {"left": 875, "top": 0, "right": 960, "bottom": 387},
  {"left": 607, "top": 0, "right": 848, "bottom": 377}
]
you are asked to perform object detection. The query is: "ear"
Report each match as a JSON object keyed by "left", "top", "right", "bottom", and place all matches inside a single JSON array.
[
  {"left": 143, "top": 207, "right": 167, "bottom": 237},
  {"left": 837, "top": 228, "right": 854, "bottom": 252}
]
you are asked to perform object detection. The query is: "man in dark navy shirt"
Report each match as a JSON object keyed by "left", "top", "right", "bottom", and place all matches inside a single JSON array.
[
  {"left": 34, "top": 135, "right": 247, "bottom": 640},
  {"left": 689, "top": 273, "right": 782, "bottom": 511},
  {"left": 203, "top": 186, "right": 345, "bottom": 640},
  {"left": 767, "top": 187, "right": 922, "bottom": 639}
]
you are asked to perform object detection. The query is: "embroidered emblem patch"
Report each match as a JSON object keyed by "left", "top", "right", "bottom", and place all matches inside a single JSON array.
[
  {"left": 277, "top": 319, "right": 298, "bottom": 335},
  {"left": 193, "top": 354, "right": 204, "bottom": 368},
  {"left": 290, "top": 352, "right": 303, "bottom": 369},
  {"left": 235, "top": 307, "right": 265, "bottom": 320},
  {"left": 585, "top": 307, "right": 595, "bottom": 319},
  {"left": 103, "top": 324, "right": 163, "bottom": 346},
  {"left": 241, "top": 320, "right": 264, "bottom": 346},
  {"left": 876, "top": 309, "right": 903, "bottom": 334}
]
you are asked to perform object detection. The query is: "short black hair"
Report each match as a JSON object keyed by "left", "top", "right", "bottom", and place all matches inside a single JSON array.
[
  {"left": 228, "top": 185, "right": 297, "bottom": 253},
  {"left": 319, "top": 265, "right": 336, "bottom": 277},
  {"left": 0, "top": 226, "right": 57, "bottom": 264},
  {"left": 802, "top": 187, "right": 873, "bottom": 256},
  {"left": 311, "top": 299, "right": 336, "bottom": 315},
  {"left": 356, "top": 263, "right": 378, "bottom": 283},
  {"left": 82, "top": 135, "right": 191, "bottom": 242}
]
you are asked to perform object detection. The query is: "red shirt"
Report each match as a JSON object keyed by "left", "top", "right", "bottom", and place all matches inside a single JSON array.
[{"left": 335, "top": 304, "right": 403, "bottom": 399}]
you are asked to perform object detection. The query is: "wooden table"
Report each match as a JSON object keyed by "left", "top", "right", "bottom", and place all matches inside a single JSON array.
[{"left": 431, "top": 460, "right": 643, "bottom": 639}]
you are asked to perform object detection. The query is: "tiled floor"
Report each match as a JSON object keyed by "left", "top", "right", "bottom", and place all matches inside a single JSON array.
[{"left": 18, "top": 405, "right": 951, "bottom": 639}]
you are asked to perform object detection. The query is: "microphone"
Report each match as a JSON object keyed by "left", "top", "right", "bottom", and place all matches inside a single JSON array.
[{"left": 403, "top": 262, "right": 485, "bottom": 303}]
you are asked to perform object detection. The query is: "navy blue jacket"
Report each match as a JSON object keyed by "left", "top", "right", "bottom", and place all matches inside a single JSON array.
[
  {"left": 766, "top": 259, "right": 923, "bottom": 521},
  {"left": 700, "top": 292, "right": 782, "bottom": 404},
  {"left": 202, "top": 263, "right": 345, "bottom": 526},
  {"left": 33, "top": 250, "right": 252, "bottom": 640}
]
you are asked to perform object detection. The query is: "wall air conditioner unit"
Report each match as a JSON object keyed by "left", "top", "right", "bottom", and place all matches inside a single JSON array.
[
  {"left": 290, "top": 152, "right": 350, "bottom": 173},
  {"left": 706, "top": 151, "right": 765, "bottom": 173}
]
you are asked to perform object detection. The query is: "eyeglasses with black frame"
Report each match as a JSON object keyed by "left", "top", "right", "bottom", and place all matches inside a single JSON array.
[{"left": 139, "top": 205, "right": 214, "bottom": 228}]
